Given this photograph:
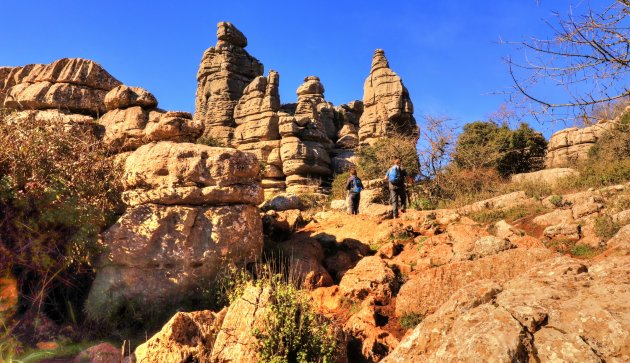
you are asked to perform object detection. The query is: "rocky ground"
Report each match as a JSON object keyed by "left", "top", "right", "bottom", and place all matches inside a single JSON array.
[{"left": 86, "top": 180, "right": 628, "bottom": 362}]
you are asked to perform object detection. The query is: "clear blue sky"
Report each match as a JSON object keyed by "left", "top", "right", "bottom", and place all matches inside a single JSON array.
[{"left": 0, "top": 0, "right": 603, "bottom": 137}]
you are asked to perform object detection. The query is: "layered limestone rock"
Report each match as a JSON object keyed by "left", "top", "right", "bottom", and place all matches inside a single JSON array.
[
  {"left": 384, "top": 257, "right": 630, "bottom": 362},
  {"left": 359, "top": 49, "right": 418, "bottom": 145},
  {"left": 279, "top": 77, "right": 335, "bottom": 194},
  {"left": 1, "top": 58, "right": 121, "bottom": 115},
  {"left": 233, "top": 71, "right": 285, "bottom": 197},
  {"left": 195, "top": 22, "right": 264, "bottom": 145},
  {"left": 545, "top": 121, "right": 615, "bottom": 168},
  {"left": 99, "top": 86, "right": 203, "bottom": 152},
  {"left": 86, "top": 142, "right": 264, "bottom": 323}
]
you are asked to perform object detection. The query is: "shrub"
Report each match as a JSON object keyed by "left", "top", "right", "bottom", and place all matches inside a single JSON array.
[
  {"left": 331, "top": 172, "right": 350, "bottom": 200},
  {"left": 548, "top": 195, "right": 564, "bottom": 207},
  {"left": 571, "top": 244, "right": 598, "bottom": 259},
  {"left": 0, "top": 112, "right": 123, "bottom": 321},
  {"left": 451, "top": 121, "right": 547, "bottom": 177},
  {"left": 355, "top": 136, "right": 419, "bottom": 181},
  {"left": 436, "top": 167, "right": 505, "bottom": 207},
  {"left": 594, "top": 215, "right": 620, "bottom": 240},
  {"left": 297, "top": 193, "right": 328, "bottom": 211},
  {"left": 399, "top": 312, "right": 422, "bottom": 330},
  {"left": 196, "top": 135, "right": 226, "bottom": 147},
  {"left": 253, "top": 274, "right": 338, "bottom": 363}
]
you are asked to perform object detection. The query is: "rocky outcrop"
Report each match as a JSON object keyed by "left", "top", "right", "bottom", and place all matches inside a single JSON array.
[
  {"left": 1, "top": 58, "right": 121, "bottom": 115},
  {"left": 395, "top": 248, "right": 555, "bottom": 317},
  {"left": 384, "top": 257, "right": 630, "bottom": 362},
  {"left": 545, "top": 121, "right": 615, "bottom": 168},
  {"left": 195, "top": 22, "right": 264, "bottom": 145},
  {"left": 512, "top": 167, "right": 579, "bottom": 186},
  {"left": 134, "top": 309, "right": 226, "bottom": 363},
  {"left": 358, "top": 49, "right": 417, "bottom": 145},
  {"left": 233, "top": 71, "right": 286, "bottom": 197},
  {"left": 99, "top": 86, "right": 202, "bottom": 152},
  {"left": 279, "top": 76, "right": 335, "bottom": 194},
  {"left": 86, "top": 142, "right": 264, "bottom": 323}
]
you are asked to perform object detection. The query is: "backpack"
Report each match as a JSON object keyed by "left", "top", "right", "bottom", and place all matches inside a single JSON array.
[
  {"left": 351, "top": 176, "right": 364, "bottom": 193},
  {"left": 388, "top": 166, "right": 402, "bottom": 185}
]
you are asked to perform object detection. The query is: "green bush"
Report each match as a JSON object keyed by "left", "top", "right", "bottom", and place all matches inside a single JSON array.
[
  {"left": 548, "top": 195, "right": 564, "bottom": 207},
  {"left": 253, "top": 274, "right": 338, "bottom": 363},
  {"left": 594, "top": 215, "right": 620, "bottom": 240},
  {"left": 0, "top": 111, "right": 123, "bottom": 320},
  {"left": 355, "top": 136, "right": 419, "bottom": 181},
  {"left": 451, "top": 121, "right": 546, "bottom": 177},
  {"left": 571, "top": 244, "right": 598, "bottom": 259},
  {"left": 399, "top": 312, "right": 422, "bottom": 330},
  {"left": 331, "top": 172, "right": 350, "bottom": 200},
  {"left": 196, "top": 135, "right": 226, "bottom": 147}
]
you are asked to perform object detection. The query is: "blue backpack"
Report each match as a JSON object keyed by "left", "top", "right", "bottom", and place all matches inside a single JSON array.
[
  {"left": 388, "top": 166, "right": 402, "bottom": 184},
  {"left": 352, "top": 176, "right": 364, "bottom": 193}
]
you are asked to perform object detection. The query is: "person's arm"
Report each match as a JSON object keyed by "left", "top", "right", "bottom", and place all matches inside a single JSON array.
[{"left": 346, "top": 177, "right": 352, "bottom": 191}]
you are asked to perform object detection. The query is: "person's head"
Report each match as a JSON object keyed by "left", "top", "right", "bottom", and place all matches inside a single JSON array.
[
  {"left": 350, "top": 168, "right": 357, "bottom": 176},
  {"left": 393, "top": 158, "right": 401, "bottom": 166}
]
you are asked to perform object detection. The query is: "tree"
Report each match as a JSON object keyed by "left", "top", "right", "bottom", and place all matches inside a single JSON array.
[
  {"left": 451, "top": 121, "right": 547, "bottom": 177},
  {"left": 507, "top": 1, "right": 630, "bottom": 123}
]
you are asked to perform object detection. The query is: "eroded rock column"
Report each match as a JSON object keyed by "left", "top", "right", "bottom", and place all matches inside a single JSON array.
[{"left": 194, "top": 22, "right": 263, "bottom": 146}]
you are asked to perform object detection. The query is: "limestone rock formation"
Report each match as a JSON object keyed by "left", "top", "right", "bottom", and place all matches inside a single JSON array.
[
  {"left": 359, "top": 49, "right": 418, "bottom": 145},
  {"left": 86, "top": 141, "right": 264, "bottom": 323},
  {"left": 1, "top": 58, "right": 121, "bottom": 115},
  {"left": 195, "top": 22, "right": 263, "bottom": 145},
  {"left": 545, "top": 122, "right": 615, "bottom": 168},
  {"left": 134, "top": 309, "right": 226, "bottom": 363},
  {"left": 511, "top": 167, "right": 579, "bottom": 186},
  {"left": 279, "top": 76, "right": 335, "bottom": 194},
  {"left": 121, "top": 142, "right": 263, "bottom": 206},
  {"left": 104, "top": 85, "right": 158, "bottom": 110},
  {"left": 384, "top": 257, "right": 630, "bottom": 362},
  {"left": 395, "top": 248, "right": 555, "bottom": 317}
]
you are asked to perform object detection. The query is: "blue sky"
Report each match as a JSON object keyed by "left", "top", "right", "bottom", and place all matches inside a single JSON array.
[{"left": 0, "top": 1, "right": 604, "bottom": 137}]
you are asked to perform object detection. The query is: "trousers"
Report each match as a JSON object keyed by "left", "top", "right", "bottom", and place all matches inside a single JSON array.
[
  {"left": 348, "top": 192, "right": 360, "bottom": 215},
  {"left": 389, "top": 183, "right": 406, "bottom": 218}
]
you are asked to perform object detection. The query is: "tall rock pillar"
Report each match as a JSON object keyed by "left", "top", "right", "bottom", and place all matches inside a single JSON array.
[
  {"left": 358, "top": 49, "right": 418, "bottom": 145},
  {"left": 194, "top": 22, "right": 263, "bottom": 146}
]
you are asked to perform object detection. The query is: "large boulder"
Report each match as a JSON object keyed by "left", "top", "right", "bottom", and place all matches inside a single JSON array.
[
  {"left": 99, "top": 108, "right": 203, "bottom": 152},
  {"left": 104, "top": 85, "right": 158, "bottom": 110},
  {"left": 121, "top": 142, "right": 263, "bottom": 206},
  {"left": 339, "top": 256, "right": 397, "bottom": 305},
  {"left": 134, "top": 309, "right": 225, "bottom": 363},
  {"left": 545, "top": 121, "right": 616, "bottom": 168},
  {"left": 86, "top": 203, "right": 263, "bottom": 323}
]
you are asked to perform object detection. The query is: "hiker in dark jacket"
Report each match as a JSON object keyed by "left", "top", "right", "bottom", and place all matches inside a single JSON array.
[
  {"left": 345, "top": 169, "right": 363, "bottom": 215},
  {"left": 385, "top": 158, "right": 407, "bottom": 218}
]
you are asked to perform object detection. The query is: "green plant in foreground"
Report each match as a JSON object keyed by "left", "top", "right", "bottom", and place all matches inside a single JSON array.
[
  {"left": 399, "top": 312, "right": 422, "bottom": 330},
  {"left": 253, "top": 274, "right": 337, "bottom": 363}
]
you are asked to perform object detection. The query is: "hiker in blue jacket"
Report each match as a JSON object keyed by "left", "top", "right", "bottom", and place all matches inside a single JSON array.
[
  {"left": 385, "top": 158, "right": 407, "bottom": 218},
  {"left": 345, "top": 168, "right": 364, "bottom": 215}
]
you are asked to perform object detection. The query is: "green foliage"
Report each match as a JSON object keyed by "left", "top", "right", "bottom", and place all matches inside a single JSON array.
[
  {"left": 452, "top": 121, "right": 547, "bottom": 177},
  {"left": 570, "top": 244, "right": 598, "bottom": 259},
  {"left": 253, "top": 274, "right": 338, "bottom": 363},
  {"left": 548, "top": 195, "right": 564, "bottom": 207},
  {"left": 594, "top": 215, "right": 620, "bottom": 240},
  {"left": 355, "top": 136, "right": 420, "bottom": 181},
  {"left": 409, "top": 197, "right": 435, "bottom": 210},
  {"left": 0, "top": 111, "right": 123, "bottom": 319},
  {"left": 297, "top": 193, "right": 328, "bottom": 211},
  {"left": 399, "top": 312, "right": 422, "bottom": 330},
  {"left": 204, "top": 263, "right": 252, "bottom": 310},
  {"left": 331, "top": 172, "right": 350, "bottom": 200},
  {"left": 196, "top": 135, "right": 226, "bottom": 147}
]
